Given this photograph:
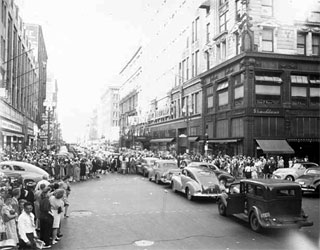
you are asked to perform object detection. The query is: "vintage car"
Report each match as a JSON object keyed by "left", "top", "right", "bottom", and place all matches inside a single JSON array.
[
  {"left": 148, "top": 159, "right": 180, "bottom": 184},
  {"left": 295, "top": 167, "right": 320, "bottom": 195},
  {"left": 217, "top": 179, "right": 313, "bottom": 232},
  {"left": 186, "top": 162, "right": 235, "bottom": 186},
  {"left": 273, "top": 162, "right": 319, "bottom": 181},
  {"left": 171, "top": 167, "right": 222, "bottom": 201},
  {"left": 136, "top": 157, "right": 159, "bottom": 177},
  {"left": 0, "top": 161, "right": 50, "bottom": 183}
]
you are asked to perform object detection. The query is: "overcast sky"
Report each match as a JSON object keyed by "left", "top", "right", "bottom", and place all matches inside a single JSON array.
[{"left": 16, "top": 0, "right": 147, "bottom": 142}]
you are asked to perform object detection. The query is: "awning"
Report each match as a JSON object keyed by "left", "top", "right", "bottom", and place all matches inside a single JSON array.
[
  {"left": 208, "top": 139, "right": 239, "bottom": 143},
  {"left": 150, "top": 138, "right": 175, "bottom": 143},
  {"left": 1, "top": 131, "right": 24, "bottom": 137},
  {"left": 188, "top": 136, "right": 199, "bottom": 142},
  {"left": 256, "top": 139, "right": 295, "bottom": 154}
]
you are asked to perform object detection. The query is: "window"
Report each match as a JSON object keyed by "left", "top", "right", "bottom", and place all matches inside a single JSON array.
[
  {"left": 219, "top": 11, "right": 228, "bottom": 33},
  {"left": 231, "top": 118, "right": 244, "bottom": 137},
  {"left": 310, "top": 87, "right": 320, "bottom": 106},
  {"left": 219, "top": 0, "right": 227, "bottom": 6},
  {"left": 186, "top": 57, "right": 189, "bottom": 80},
  {"left": 262, "top": 29, "right": 273, "bottom": 52},
  {"left": 221, "top": 40, "right": 226, "bottom": 59},
  {"left": 255, "top": 74, "right": 282, "bottom": 105},
  {"left": 191, "top": 53, "right": 195, "bottom": 77},
  {"left": 261, "top": 0, "right": 273, "bottom": 16},
  {"left": 297, "top": 33, "right": 307, "bottom": 55},
  {"left": 235, "top": 0, "right": 242, "bottom": 21},
  {"left": 206, "top": 23, "right": 210, "bottom": 43},
  {"left": 312, "top": 33, "right": 320, "bottom": 55},
  {"left": 207, "top": 96, "right": 214, "bottom": 111},
  {"left": 195, "top": 17, "right": 199, "bottom": 42},
  {"left": 195, "top": 50, "right": 199, "bottom": 76},
  {"left": 217, "top": 80, "right": 229, "bottom": 109},
  {"left": 216, "top": 119, "right": 228, "bottom": 138},
  {"left": 205, "top": 51, "right": 210, "bottom": 70},
  {"left": 290, "top": 75, "right": 308, "bottom": 106},
  {"left": 1, "top": 1, "right": 6, "bottom": 26},
  {"left": 234, "top": 86, "right": 244, "bottom": 106}
]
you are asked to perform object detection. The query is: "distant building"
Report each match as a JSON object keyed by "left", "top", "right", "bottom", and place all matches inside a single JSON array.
[{"left": 97, "top": 86, "right": 120, "bottom": 143}]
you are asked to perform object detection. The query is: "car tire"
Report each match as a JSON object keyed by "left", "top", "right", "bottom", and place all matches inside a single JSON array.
[
  {"left": 155, "top": 175, "right": 159, "bottom": 184},
  {"left": 250, "top": 212, "right": 262, "bottom": 232},
  {"left": 315, "top": 185, "right": 320, "bottom": 195},
  {"left": 218, "top": 200, "right": 226, "bottom": 216},
  {"left": 285, "top": 175, "right": 294, "bottom": 181},
  {"left": 186, "top": 188, "right": 193, "bottom": 201},
  {"left": 148, "top": 175, "right": 152, "bottom": 181}
]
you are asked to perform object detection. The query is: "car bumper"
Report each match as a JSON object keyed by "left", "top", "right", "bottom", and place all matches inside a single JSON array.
[
  {"left": 194, "top": 193, "right": 220, "bottom": 198},
  {"left": 160, "top": 178, "right": 171, "bottom": 184},
  {"left": 301, "top": 186, "right": 316, "bottom": 192},
  {"left": 260, "top": 219, "right": 313, "bottom": 229}
]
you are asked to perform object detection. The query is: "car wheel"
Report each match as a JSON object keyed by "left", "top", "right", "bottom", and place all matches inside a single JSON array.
[
  {"left": 285, "top": 175, "right": 294, "bottom": 181},
  {"left": 155, "top": 175, "right": 159, "bottom": 184},
  {"left": 218, "top": 200, "right": 226, "bottom": 216},
  {"left": 250, "top": 212, "right": 262, "bottom": 232},
  {"left": 186, "top": 188, "right": 193, "bottom": 201},
  {"left": 148, "top": 175, "right": 152, "bottom": 181}
]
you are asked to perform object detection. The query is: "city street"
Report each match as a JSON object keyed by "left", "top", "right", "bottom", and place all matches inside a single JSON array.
[{"left": 54, "top": 174, "right": 319, "bottom": 250}]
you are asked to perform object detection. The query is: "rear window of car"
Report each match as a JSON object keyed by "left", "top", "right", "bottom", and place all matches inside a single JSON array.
[{"left": 276, "top": 189, "right": 296, "bottom": 197}]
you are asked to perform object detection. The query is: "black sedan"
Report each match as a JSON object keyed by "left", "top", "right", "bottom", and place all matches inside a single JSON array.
[{"left": 295, "top": 167, "right": 320, "bottom": 195}]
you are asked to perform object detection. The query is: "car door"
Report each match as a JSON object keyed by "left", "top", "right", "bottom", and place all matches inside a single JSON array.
[
  {"left": 296, "top": 164, "right": 307, "bottom": 177},
  {"left": 181, "top": 169, "right": 192, "bottom": 190},
  {"left": 226, "top": 183, "right": 246, "bottom": 215}
]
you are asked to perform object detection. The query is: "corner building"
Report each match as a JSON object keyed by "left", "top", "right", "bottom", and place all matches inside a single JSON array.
[{"left": 200, "top": 0, "right": 320, "bottom": 162}]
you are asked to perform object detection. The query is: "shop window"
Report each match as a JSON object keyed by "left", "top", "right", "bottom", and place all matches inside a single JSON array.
[
  {"left": 255, "top": 74, "right": 281, "bottom": 105},
  {"left": 310, "top": 87, "right": 320, "bottom": 106},
  {"left": 297, "top": 32, "right": 307, "bottom": 55},
  {"left": 234, "top": 85, "right": 244, "bottom": 107},
  {"left": 262, "top": 28, "right": 273, "bottom": 52},
  {"left": 291, "top": 75, "right": 308, "bottom": 84},
  {"left": 291, "top": 86, "right": 307, "bottom": 106}
]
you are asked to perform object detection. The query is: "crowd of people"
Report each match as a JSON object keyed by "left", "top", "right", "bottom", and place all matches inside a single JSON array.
[{"left": 0, "top": 145, "right": 310, "bottom": 249}]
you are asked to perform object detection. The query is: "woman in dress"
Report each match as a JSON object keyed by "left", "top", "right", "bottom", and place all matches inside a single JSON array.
[
  {"left": 49, "top": 189, "right": 65, "bottom": 245},
  {"left": 1, "top": 197, "right": 19, "bottom": 245},
  {"left": 40, "top": 187, "right": 53, "bottom": 248}
]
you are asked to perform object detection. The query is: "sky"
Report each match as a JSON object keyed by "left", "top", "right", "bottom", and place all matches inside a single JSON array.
[{"left": 16, "top": 0, "right": 148, "bottom": 142}]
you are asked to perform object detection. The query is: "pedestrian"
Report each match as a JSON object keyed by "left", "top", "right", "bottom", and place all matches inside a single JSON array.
[
  {"left": 49, "top": 189, "right": 65, "bottom": 245},
  {"left": 59, "top": 176, "right": 71, "bottom": 218},
  {"left": 17, "top": 201, "right": 38, "bottom": 249},
  {"left": 1, "top": 197, "right": 19, "bottom": 246},
  {"left": 39, "top": 187, "right": 53, "bottom": 249},
  {"left": 73, "top": 159, "right": 80, "bottom": 182},
  {"left": 34, "top": 183, "right": 46, "bottom": 231},
  {"left": 80, "top": 159, "right": 86, "bottom": 181}
]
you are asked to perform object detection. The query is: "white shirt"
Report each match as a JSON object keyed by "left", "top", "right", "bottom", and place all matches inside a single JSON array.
[{"left": 17, "top": 210, "right": 37, "bottom": 243}]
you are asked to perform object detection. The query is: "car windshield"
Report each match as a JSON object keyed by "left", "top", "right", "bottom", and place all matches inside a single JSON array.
[
  {"left": 197, "top": 171, "right": 218, "bottom": 185},
  {"left": 306, "top": 169, "right": 320, "bottom": 175}
]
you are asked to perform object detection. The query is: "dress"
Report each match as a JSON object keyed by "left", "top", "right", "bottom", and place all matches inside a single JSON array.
[
  {"left": 1, "top": 204, "right": 19, "bottom": 245},
  {"left": 49, "top": 196, "right": 64, "bottom": 229}
]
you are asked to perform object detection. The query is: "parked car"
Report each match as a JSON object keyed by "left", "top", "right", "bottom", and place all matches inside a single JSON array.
[
  {"left": 136, "top": 157, "right": 159, "bottom": 177},
  {"left": 217, "top": 179, "right": 313, "bottom": 232},
  {"left": 295, "top": 167, "right": 320, "bottom": 195},
  {"left": 171, "top": 167, "right": 222, "bottom": 201},
  {"left": 0, "top": 170, "right": 23, "bottom": 188},
  {"left": 180, "top": 159, "right": 192, "bottom": 168},
  {"left": 186, "top": 162, "right": 235, "bottom": 186},
  {"left": 0, "top": 161, "right": 50, "bottom": 183},
  {"left": 148, "top": 159, "right": 180, "bottom": 184},
  {"left": 273, "top": 162, "right": 319, "bottom": 181}
]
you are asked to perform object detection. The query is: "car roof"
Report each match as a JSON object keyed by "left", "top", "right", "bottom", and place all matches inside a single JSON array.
[
  {"left": 0, "top": 161, "right": 35, "bottom": 167},
  {"left": 294, "top": 162, "right": 319, "bottom": 166},
  {"left": 240, "top": 179, "right": 301, "bottom": 188},
  {"left": 143, "top": 157, "right": 158, "bottom": 160},
  {"left": 188, "top": 162, "right": 214, "bottom": 165}
]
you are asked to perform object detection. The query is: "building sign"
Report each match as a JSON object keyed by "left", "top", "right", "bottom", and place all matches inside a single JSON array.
[
  {"left": 251, "top": 108, "right": 283, "bottom": 116},
  {"left": 1, "top": 120, "right": 23, "bottom": 133}
]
